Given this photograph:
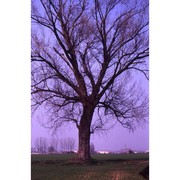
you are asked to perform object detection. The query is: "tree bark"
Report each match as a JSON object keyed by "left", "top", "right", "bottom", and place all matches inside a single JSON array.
[{"left": 77, "top": 105, "right": 94, "bottom": 161}]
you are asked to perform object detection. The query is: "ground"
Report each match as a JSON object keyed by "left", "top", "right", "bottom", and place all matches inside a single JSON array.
[{"left": 31, "top": 153, "right": 149, "bottom": 180}]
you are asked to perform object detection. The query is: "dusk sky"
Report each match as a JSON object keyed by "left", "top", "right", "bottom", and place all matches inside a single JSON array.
[{"left": 32, "top": 118, "right": 149, "bottom": 151}]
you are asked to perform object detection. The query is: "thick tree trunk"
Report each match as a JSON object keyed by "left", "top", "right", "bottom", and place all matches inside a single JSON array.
[
  {"left": 78, "top": 126, "right": 91, "bottom": 161},
  {"left": 77, "top": 105, "right": 94, "bottom": 161}
]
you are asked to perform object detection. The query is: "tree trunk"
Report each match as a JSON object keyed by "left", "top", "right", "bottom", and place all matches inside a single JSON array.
[{"left": 77, "top": 105, "right": 94, "bottom": 161}]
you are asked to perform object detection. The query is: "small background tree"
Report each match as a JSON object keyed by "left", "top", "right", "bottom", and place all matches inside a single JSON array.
[
  {"left": 34, "top": 137, "right": 48, "bottom": 154},
  {"left": 59, "top": 137, "right": 75, "bottom": 153},
  {"left": 90, "top": 143, "right": 96, "bottom": 154},
  {"left": 49, "top": 136, "right": 59, "bottom": 152}
]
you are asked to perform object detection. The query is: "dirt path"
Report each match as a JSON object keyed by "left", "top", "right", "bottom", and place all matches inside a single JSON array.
[
  {"left": 111, "top": 171, "right": 129, "bottom": 180},
  {"left": 96, "top": 170, "right": 130, "bottom": 180}
]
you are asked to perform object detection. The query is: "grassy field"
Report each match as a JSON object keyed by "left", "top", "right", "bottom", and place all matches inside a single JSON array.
[{"left": 31, "top": 153, "right": 149, "bottom": 180}]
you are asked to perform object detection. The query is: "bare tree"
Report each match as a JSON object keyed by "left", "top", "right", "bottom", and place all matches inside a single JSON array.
[
  {"left": 47, "top": 136, "right": 58, "bottom": 153},
  {"left": 59, "top": 137, "right": 75, "bottom": 152},
  {"left": 90, "top": 143, "right": 95, "bottom": 154},
  {"left": 67, "top": 137, "right": 76, "bottom": 152},
  {"left": 34, "top": 137, "right": 48, "bottom": 153},
  {"left": 48, "top": 146, "right": 55, "bottom": 153},
  {"left": 31, "top": 147, "right": 36, "bottom": 153},
  {"left": 50, "top": 136, "right": 59, "bottom": 152},
  {"left": 31, "top": 0, "right": 149, "bottom": 161}
]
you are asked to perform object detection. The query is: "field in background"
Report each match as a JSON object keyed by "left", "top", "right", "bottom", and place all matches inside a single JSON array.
[{"left": 31, "top": 153, "right": 149, "bottom": 180}]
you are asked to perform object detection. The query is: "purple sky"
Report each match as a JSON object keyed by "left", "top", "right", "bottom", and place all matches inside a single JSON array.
[{"left": 31, "top": 118, "right": 149, "bottom": 151}]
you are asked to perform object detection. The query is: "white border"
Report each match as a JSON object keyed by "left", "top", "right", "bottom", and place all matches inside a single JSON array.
[
  {"left": 150, "top": 0, "right": 180, "bottom": 179},
  {"left": 0, "top": 0, "right": 30, "bottom": 179}
]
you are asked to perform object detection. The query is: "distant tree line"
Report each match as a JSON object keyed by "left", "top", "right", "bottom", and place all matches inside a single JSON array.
[
  {"left": 32, "top": 136, "right": 76, "bottom": 154},
  {"left": 59, "top": 138, "right": 75, "bottom": 153}
]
